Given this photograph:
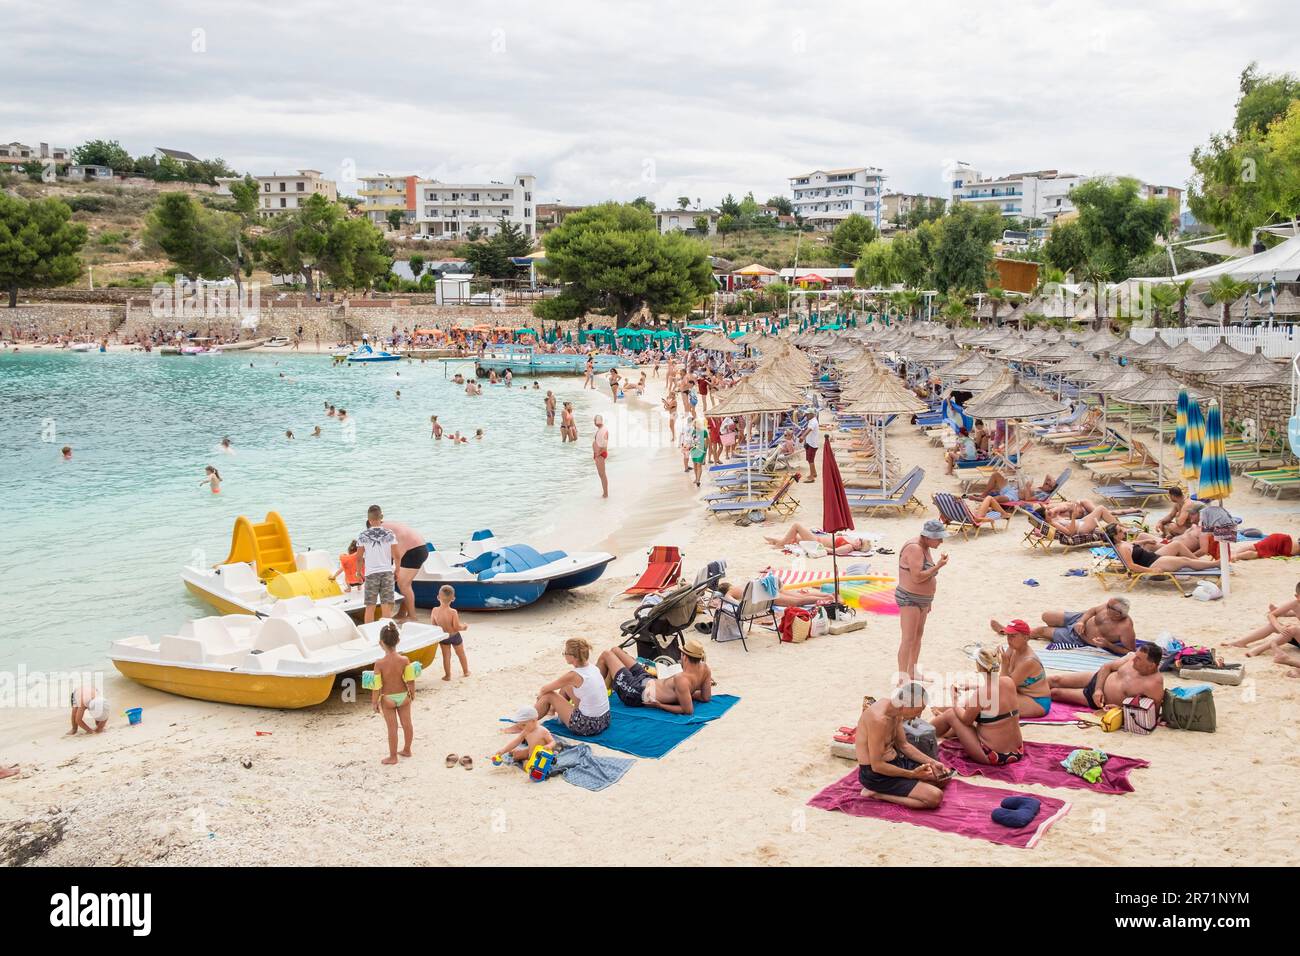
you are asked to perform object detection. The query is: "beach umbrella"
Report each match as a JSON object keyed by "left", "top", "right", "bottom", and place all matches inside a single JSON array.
[
  {"left": 1181, "top": 337, "right": 1250, "bottom": 375},
  {"left": 1208, "top": 347, "right": 1289, "bottom": 457},
  {"left": 1150, "top": 339, "right": 1203, "bottom": 368},
  {"left": 1117, "top": 371, "right": 1199, "bottom": 485},
  {"left": 820, "top": 436, "right": 854, "bottom": 607},
  {"left": 842, "top": 376, "right": 927, "bottom": 487},
  {"left": 708, "top": 380, "right": 788, "bottom": 499},
  {"left": 1126, "top": 335, "right": 1173, "bottom": 364},
  {"left": 1174, "top": 388, "right": 1189, "bottom": 462},
  {"left": 1182, "top": 398, "right": 1206, "bottom": 485},
  {"left": 1197, "top": 400, "right": 1234, "bottom": 597}
]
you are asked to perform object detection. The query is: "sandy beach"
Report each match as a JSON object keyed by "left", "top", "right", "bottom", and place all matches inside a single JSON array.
[{"left": 3, "top": 370, "right": 1299, "bottom": 867}]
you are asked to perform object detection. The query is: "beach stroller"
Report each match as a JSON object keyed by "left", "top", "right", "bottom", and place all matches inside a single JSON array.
[{"left": 619, "top": 568, "right": 723, "bottom": 663}]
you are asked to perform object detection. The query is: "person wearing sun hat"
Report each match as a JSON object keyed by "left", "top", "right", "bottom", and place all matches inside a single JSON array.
[
  {"left": 989, "top": 618, "right": 1050, "bottom": 718},
  {"left": 596, "top": 638, "right": 713, "bottom": 716},
  {"left": 491, "top": 704, "right": 557, "bottom": 767},
  {"left": 895, "top": 518, "right": 949, "bottom": 680}
]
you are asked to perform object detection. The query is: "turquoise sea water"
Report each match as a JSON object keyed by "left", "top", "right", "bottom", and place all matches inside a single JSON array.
[{"left": 0, "top": 350, "right": 598, "bottom": 671}]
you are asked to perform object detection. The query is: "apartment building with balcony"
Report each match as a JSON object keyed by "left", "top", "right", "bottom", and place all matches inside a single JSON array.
[
  {"left": 217, "top": 169, "right": 339, "bottom": 215},
  {"left": 951, "top": 163, "right": 1184, "bottom": 226},
  {"left": 358, "top": 174, "right": 418, "bottom": 228},
  {"left": 880, "top": 192, "right": 945, "bottom": 229},
  {"left": 788, "top": 166, "right": 885, "bottom": 231},
  {"left": 414, "top": 174, "right": 536, "bottom": 238}
]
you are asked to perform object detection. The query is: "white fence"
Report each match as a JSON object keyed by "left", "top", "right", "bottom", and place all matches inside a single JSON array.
[{"left": 1128, "top": 325, "right": 1300, "bottom": 359}]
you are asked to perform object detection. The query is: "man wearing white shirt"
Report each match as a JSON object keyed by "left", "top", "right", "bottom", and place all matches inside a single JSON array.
[{"left": 800, "top": 412, "right": 821, "bottom": 482}]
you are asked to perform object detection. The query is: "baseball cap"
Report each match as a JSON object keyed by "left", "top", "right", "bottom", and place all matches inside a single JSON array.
[
  {"left": 1003, "top": 619, "right": 1031, "bottom": 634},
  {"left": 920, "top": 518, "right": 948, "bottom": 540}
]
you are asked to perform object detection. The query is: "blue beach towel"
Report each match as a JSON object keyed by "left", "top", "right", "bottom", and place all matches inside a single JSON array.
[{"left": 545, "top": 694, "right": 740, "bottom": 758}]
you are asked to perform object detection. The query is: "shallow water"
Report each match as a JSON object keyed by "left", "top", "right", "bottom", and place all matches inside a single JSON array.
[{"left": 0, "top": 350, "right": 599, "bottom": 670}]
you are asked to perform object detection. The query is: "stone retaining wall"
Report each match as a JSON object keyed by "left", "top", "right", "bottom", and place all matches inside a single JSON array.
[{"left": 2, "top": 304, "right": 126, "bottom": 337}]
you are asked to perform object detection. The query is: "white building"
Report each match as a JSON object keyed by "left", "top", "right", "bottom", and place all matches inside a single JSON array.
[
  {"left": 414, "top": 174, "right": 536, "bottom": 239},
  {"left": 358, "top": 174, "right": 418, "bottom": 229},
  {"left": 655, "top": 208, "right": 718, "bottom": 236},
  {"left": 788, "top": 167, "right": 885, "bottom": 231},
  {"left": 217, "top": 169, "right": 339, "bottom": 216},
  {"left": 951, "top": 163, "right": 1184, "bottom": 226}
]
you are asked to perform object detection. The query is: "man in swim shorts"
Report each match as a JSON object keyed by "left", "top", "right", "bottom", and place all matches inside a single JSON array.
[
  {"left": 596, "top": 639, "right": 713, "bottom": 715},
  {"left": 1048, "top": 643, "right": 1164, "bottom": 709},
  {"left": 1030, "top": 597, "right": 1135, "bottom": 655},
  {"left": 856, "top": 682, "right": 948, "bottom": 808},
  {"left": 379, "top": 516, "right": 430, "bottom": 620}
]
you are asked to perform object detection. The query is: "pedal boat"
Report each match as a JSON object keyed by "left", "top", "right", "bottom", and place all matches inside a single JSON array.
[
  {"left": 410, "top": 530, "right": 615, "bottom": 610},
  {"left": 109, "top": 600, "right": 443, "bottom": 708}
]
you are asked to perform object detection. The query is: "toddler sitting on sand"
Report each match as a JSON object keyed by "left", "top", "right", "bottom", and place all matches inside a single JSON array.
[{"left": 492, "top": 705, "right": 557, "bottom": 766}]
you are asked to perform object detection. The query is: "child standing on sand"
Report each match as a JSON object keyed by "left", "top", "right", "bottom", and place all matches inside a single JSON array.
[
  {"left": 372, "top": 622, "right": 415, "bottom": 765},
  {"left": 201, "top": 465, "right": 222, "bottom": 493},
  {"left": 492, "top": 705, "right": 556, "bottom": 765},
  {"left": 429, "top": 585, "right": 470, "bottom": 681}
]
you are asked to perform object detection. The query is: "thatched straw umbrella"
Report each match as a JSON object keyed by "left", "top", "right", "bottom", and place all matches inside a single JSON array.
[
  {"left": 1208, "top": 347, "right": 1290, "bottom": 457},
  {"left": 1116, "top": 370, "right": 1199, "bottom": 484},
  {"left": 842, "top": 376, "right": 928, "bottom": 487}
]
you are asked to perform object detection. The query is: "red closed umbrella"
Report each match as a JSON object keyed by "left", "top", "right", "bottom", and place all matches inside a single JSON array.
[{"left": 821, "top": 436, "right": 854, "bottom": 607}]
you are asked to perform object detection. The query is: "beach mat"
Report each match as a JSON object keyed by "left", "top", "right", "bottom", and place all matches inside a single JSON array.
[
  {"left": 940, "top": 740, "right": 1149, "bottom": 794},
  {"left": 1037, "top": 647, "right": 1120, "bottom": 673},
  {"left": 1021, "top": 701, "right": 1094, "bottom": 724},
  {"left": 808, "top": 773, "right": 1069, "bottom": 849},
  {"left": 545, "top": 694, "right": 740, "bottom": 759}
]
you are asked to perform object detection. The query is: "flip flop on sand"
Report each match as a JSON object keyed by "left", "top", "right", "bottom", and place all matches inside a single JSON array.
[
  {"left": 445, "top": 753, "right": 459, "bottom": 768},
  {"left": 0, "top": 764, "right": 19, "bottom": 780},
  {"left": 459, "top": 755, "right": 473, "bottom": 770}
]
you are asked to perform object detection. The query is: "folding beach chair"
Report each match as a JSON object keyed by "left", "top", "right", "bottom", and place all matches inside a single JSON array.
[
  {"left": 710, "top": 577, "right": 779, "bottom": 653},
  {"left": 1015, "top": 505, "right": 1105, "bottom": 554},
  {"left": 705, "top": 476, "right": 799, "bottom": 520},
  {"left": 931, "top": 491, "right": 1008, "bottom": 540},
  {"left": 620, "top": 546, "right": 682, "bottom": 599},
  {"left": 846, "top": 466, "right": 926, "bottom": 516},
  {"left": 1090, "top": 529, "right": 1224, "bottom": 595}
]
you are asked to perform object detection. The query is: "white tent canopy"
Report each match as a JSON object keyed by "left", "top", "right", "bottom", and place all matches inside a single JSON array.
[{"left": 1137, "top": 232, "right": 1300, "bottom": 284}]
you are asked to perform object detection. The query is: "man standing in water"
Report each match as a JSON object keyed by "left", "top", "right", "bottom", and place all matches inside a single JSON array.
[
  {"left": 592, "top": 414, "right": 610, "bottom": 498},
  {"left": 379, "top": 515, "right": 431, "bottom": 620},
  {"left": 545, "top": 390, "right": 556, "bottom": 427}
]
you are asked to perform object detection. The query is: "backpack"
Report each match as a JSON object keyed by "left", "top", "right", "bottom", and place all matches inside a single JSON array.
[
  {"left": 1122, "top": 696, "right": 1159, "bottom": 735},
  {"left": 1162, "top": 687, "right": 1217, "bottom": 732},
  {"left": 903, "top": 718, "right": 938, "bottom": 759},
  {"left": 779, "top": 607, "right": 812, "bottom": 643}
]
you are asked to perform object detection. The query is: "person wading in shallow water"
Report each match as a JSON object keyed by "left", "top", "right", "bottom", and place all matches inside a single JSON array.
[{"left": 592, "top": 414, "right": 610, "bottom": 498}]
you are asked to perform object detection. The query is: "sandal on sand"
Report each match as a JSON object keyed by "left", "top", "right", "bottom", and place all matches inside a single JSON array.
[
  {"left": 459, "top": 755, "right": 473, "bottom": 770},
  {"left": 445, "top": 753, "right": 459, "bottom": 768}
]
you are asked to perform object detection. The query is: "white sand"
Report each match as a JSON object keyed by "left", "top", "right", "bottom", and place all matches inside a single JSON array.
[{"left": 3, "top": 377, "right": 1300, "bottom": 866}]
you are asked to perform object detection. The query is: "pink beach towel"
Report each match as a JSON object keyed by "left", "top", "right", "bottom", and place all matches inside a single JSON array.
[
  {"left": 1020, "top": 701, "right": 1093, "bottom": 725},
  {"left": 807, "top": 773, "right": 1069, "bottom": 849},
  {"left": 940, "top": 740, "right": 1149, "bottom": 794}
]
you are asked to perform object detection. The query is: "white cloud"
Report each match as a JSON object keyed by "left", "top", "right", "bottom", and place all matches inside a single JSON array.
[{"left": 1, "top": 0, "right": 1293, "bottom": 206}]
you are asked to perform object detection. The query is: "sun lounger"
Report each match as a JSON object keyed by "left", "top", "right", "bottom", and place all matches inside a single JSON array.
[
  {"left": 932, "top": 491, "right": 1008, "bottom": 539},
  {"left": 1016, "top": 505, "right": 1106, "bottom": 553},
  {"left": 620, "top": 546, "right": 682, "bottom": 599},
  {"left": 1091, "top": 531, "right": 1224, "bottom": 595},
  {"left": 705, "top": 476, "right": 799, "bottom": 519},
  {"left": 846, "top": 466, "right": 925, "bottom": 516}
]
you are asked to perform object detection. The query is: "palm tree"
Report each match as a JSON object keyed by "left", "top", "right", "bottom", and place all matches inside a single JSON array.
[
  {"left": 1148, "top": 279, "right": 1192, "bottom": 328},
  {"left": 1206, "top": 276, "right": 1250, "bottom": 327},
  {"left": 1077, "top": 257, "right": 1114, "bottom": 331},
  {"left": 897, "top": 288, "right": 923, "bottom": 321},
  {"left": 938, "top": 293, "right": 968, "bottom": 327},
  {"left": 986, "top": 286, "right": 1008, "bottom": 326}
]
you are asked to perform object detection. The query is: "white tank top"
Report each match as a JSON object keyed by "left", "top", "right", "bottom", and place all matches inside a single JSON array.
[{"left": 572, "top": 664, "right": 610, "bottom": 717}]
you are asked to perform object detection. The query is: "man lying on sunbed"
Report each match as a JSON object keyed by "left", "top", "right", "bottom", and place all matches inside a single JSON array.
[
  {"left": 965, "top": 470, "right": 1056, "bottom": 505},
  {"left": 1106, "top": 523, "right": 1223, "bottom": 576},
  {"left": 1026, "top": 597, "right": 1136, "bottom": 656},
  {"left": 1048, "top": 644, "right": 1164, "bottom": 709},
  {"left": 856, "top": 682, "right": 950, "bottom": 809},
  {"left": 596, "top": 640, "right": 713, "bottom": 715}
]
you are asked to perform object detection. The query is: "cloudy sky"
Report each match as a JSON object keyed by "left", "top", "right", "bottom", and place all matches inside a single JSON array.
[{"left": 2, "top": 0, "right": 1292, "bottom": 208}]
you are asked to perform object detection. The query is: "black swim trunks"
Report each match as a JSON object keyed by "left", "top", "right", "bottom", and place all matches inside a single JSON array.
[
  {"left": 439, "top": 632, "right": 463, "bottom": 647},
  {"left": 400, "top": 544, "right": 430, "bottom": 570},
  {"left": 612, "top": 664, "right": 651, "bottom": 707},
  {"left": 1130, "top": 545, "right": 1158, "bottom": 569},
  {"left": 858, "top": 754, "right": 921, "bottom": 797},
  {"left": 1083, "top": 672, "right": 1103, "bottom": 708}
]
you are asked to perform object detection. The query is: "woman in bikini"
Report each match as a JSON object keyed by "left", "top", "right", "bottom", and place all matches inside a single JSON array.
[
  {"left": 990, "top": 619, "right": 1050, "bottom": 718},
  {"left": 895, "top": 519, "right": 948, "bottom": 680},
  {"left": 930, "top": 645, "right": 1025, "bottom": 765},
  {"left": 763, "top": 523, "right": 871, "bottom": 554},
  {"left": 1045, "top": 501, "right": 1127, "bottom": 537},
  {"left": 663, "top": 388, "right": 678, "bottom": 442},
  {"left": 1106, "top": 524, "right": 1222, "bottom": 574}
]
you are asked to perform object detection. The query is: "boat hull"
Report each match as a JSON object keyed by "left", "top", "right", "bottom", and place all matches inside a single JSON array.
[
  {"left": 182, "top": 571, "right": 370, "bottom": 620},
  {"left": 545, "top": 558, "right": 615, "bottom": 591},
  {"left": 411, "top": 578, "right": 546, "bottom": 610}
]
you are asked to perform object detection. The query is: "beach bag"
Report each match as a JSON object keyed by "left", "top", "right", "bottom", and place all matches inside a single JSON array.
[
  {"left": 779, "top": 607, "right": 812, "bottom": 643},
  {"left": 1162, "top": 688, "right": 1217, "bottom": 733},
  {"left": 1121, "top": 696, "right": 1159, "bottom": 735},
  {"left": 1099, "top": 707, "right": 1124, "bottom": 732},
  {"left": 810, "top": 607, "right": 829, "bottom": 637},
  {"left": 903, "top": 718, "right": 938, "bottom": 759}
]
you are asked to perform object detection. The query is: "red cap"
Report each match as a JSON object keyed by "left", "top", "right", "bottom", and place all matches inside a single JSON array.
[{"left": 1003, "top": 619, "right": 1031, "bottom": 634}]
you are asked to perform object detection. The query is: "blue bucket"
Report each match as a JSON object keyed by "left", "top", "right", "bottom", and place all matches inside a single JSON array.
[{"left": 124, "top": 707, "right": 143, "bottom": 726}]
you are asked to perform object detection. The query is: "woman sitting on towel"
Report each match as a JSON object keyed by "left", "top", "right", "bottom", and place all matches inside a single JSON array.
[
  {"left": 532, "top": 638, "right": 611, "bottom": 738},
  {"left": 930, "top": 646, "right": 1025, "bottom": 765},
  {"left": 989, "top": 619, "right": 1050, "bottom": 718},
  {"left": 1106, "top": 524, "right": 1222, "bottom": 575},
  {"left": 763, "top": 523, "right": 871, "bottom": 555}
]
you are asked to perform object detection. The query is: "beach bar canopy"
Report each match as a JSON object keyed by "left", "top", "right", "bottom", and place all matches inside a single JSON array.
[{"left": 1138, "top": 232, "right": 1300, "bottom": 283}]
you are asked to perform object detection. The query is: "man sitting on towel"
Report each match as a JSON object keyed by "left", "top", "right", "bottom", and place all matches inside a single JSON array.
[
  {"left": 1028, "top": 597, "right": 1136, "bottom": 656},
  {"left": 1048, "top": 644, "right": 1164, "bottom": 710},
  {"left": 596, "top": 639, "right": 713, "bottom": 715},
  {"left": 856, "top": 682, "right": 950, "bottom": 809}
]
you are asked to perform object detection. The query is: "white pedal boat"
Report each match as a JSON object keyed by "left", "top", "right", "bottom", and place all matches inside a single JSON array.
[{"left": 109, "top": 600, "right": 444, "bottom": 708}]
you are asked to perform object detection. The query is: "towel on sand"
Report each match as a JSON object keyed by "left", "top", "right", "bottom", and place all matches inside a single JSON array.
[
  {"left": 553, "top": 744, "right": 634, "bottom": 791},
  {"left": 1020, "top": 701, "right": 1093, "bottom": 724},
  {"left": 545, "top": 694, "right": 740, "bottom": 759},
  {"left": 808, "top": 773, "right": 1069, "bottom": 849},
  {"left": 940, "top": 740, "right": 1149, "bottom": 794},
  {"left": 1037, "top": 647, "right": 1120, "bottom": 673}
]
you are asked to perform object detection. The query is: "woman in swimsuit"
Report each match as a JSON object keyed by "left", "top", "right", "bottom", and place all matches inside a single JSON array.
[
  {"left": 763, "top": 523, "right": 870, "bottom": 554},
  {"left": 1107, "top": 524, "right": 1222, "bottom": 574},
  {"left": 930, "top": 646, "right": 1025, "bottom": 765},
  {"left": 990, "top": 619, "right": 1051, "bottom": 718},
  {"left": 895, "top": 520, "right": 949, "bottom": 680},
  {"left": 1046, "top": 501, "right": 1126, "bottom": 537}
]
